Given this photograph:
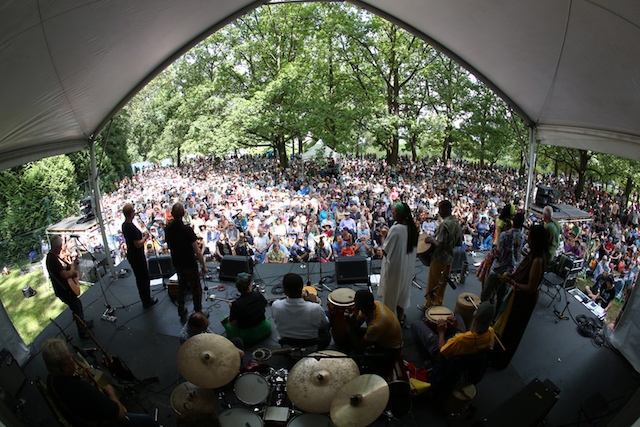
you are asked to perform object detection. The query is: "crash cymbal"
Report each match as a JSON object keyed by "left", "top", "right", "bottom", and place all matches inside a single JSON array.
[
  {"left": 330, "top": 374, "right": 389, "bottom": 427},
  {"left": 286, "top": 350, "right": 360, "bottom": 413},
  {"left": 177, "top": 333, "right": 240, "bottom": 388},
  {"left": 170, "top": 381, "right": 217, "bottom": 415}
]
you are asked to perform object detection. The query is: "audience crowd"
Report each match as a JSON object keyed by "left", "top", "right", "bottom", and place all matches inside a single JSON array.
[{"left": 93, "top": 155, "right": 638, "bottom": 304}]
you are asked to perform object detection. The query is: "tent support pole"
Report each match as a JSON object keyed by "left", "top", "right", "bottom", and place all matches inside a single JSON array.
[
  {"left": 89, "top": 139, "right": 116, "bottom": 277},
  {"left": 524, "top": 126, "right": 536, "bottom": 211}
]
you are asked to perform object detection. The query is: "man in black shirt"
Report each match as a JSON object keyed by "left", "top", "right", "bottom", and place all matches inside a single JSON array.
[
  {"left": 121, "top": 204, "right": 157, "bottom": 308},
  {"left": 46, "top": 235, "right": 93, "bottom": 339},
  {"left": 228, "top": 273, "right": 268, "bottom": 329},
  {"left": 165, "top": 203, "right": 208, "bottom": 317},
  {"left": 587, "top": 274, "right": 617, "bottom": 312}
]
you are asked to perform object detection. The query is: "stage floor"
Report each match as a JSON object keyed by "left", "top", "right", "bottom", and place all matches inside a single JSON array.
[{"left": 15, "top": 253, "right": 640, "bottom": 426}]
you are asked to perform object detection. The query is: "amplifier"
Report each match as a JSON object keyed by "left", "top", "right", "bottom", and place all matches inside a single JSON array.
[
  {"left": 219, "top": 255, "right": 253, "bottom": 282},
  {"left": 474, "top": 378, "right": 559, "bottom": 427},
  {"left": 0, "top": 349, "right": 26, "bottom": 400},
  {"left": 336, "top": 257, "right": 369, "bottom": 285},
  {"left": 148, "top": 255, "right": 175, "bottom": 279},
  {"left": 167, "top": 274, "right": 179, "bottom": 299}
]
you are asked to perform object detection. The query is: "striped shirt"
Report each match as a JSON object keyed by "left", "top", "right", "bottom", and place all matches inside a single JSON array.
[{"left": 361, "top": 301, "right": 403, "bottom": 349}]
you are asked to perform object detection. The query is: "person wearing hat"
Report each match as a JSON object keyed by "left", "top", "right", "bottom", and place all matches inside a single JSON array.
[
  {"left": 410, "top": 301, "right": 495, "bottom": 363},
  {"left": 165, "top": 203, "right": 209, "bottom": 317},
  {"left": 290, "top": 235, "right": 310, "bottom": 262},
  {"left": 339, "top": 211, "right": 357, "bottom": 237}
]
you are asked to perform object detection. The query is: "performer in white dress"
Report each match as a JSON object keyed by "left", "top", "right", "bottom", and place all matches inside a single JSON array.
[{"left": 377, "top": 202, "right": 418, "bottom": 325}]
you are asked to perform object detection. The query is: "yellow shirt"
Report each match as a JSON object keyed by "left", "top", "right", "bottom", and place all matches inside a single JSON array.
[{"left": 361, "top": 301, "right": 403, "bottom": 349}]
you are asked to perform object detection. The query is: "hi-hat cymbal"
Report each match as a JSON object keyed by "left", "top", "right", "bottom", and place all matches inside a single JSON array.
[
  {"left": 330, "top": 374, "right": 389, "bottom": 427},
  {"left": 286, "top": 350, "right": 360, "bottom": 413},
  {"left": 177, "top": 333, "right": 240, "bottom": 389},
  {"left": 170, "top": 381, "right": 217, "bottom": 415}
]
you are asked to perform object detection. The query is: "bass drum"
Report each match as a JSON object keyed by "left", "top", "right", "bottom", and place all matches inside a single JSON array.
[
  {"left": 218, "top": 408, "right": 264, "bottom": 427},
  {"left": 287, "top": 413, "right": 335, "bottom": 426}
]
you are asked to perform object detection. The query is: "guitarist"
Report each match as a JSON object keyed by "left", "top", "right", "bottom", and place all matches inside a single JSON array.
[
  {"left": 47, "top": 235, "right": 93, "bottom": 339},
  {"left": 41, "top": 338, "right": 159, "bottom": 427}
]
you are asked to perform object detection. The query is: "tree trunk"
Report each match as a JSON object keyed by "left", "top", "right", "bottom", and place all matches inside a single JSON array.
[
  {"left": 177, "top": 146, "right": 181, "bottom": 167},
  {"left": 410, "top": 134, "right": 417, "bottom": 161},
  {"left": 574, "top": 149, "right": 589, "bottom": 200},
  {"left": 624, "top": 175, "right": 633, "bottom": 207},
  {"left": 387, "top": 135, "right": 399, "bottom": 165},
  {"left": 276, "top": 136, "right": 288, "bottom": 169},
  {"left": 442, "top": 123, "right": 452, "bottom": 162}
]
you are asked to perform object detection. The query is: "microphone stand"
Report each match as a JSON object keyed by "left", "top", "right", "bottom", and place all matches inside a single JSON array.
[{"left": 72, "top": 235, "right": 123, "bottom": 320}]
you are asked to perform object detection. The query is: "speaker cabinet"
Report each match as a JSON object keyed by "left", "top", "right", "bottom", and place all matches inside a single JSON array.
[
  {"left": 335, "top": 256, "right": 369, "bottom": 285},
  {"left": 219, "top": 255, "right": 253, "bottom": 282},
  {"left": 0, "top": 349, "right": 26, "bottom": 401},
  {"left": 148, "top": 255, "right": 175, "bottom": 279},
  {"left": 535, "top": 185, "right": 554, "bottom": 206}
]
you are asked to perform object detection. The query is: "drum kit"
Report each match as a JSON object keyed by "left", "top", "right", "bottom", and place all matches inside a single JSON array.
[{"left": 174, "top": 334, "right": 392, "bottom": 426}]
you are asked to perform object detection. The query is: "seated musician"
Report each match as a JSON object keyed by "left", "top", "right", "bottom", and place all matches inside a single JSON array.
[
  {"left": 410, "top": 301, "right": 494, "bottom": 366},
  {"left": 222, "top": 273, "right": 271, "bottom": 344},
  {"left": 586, "top": 273, "right": 617, "bottom": 312},
  {"left": 349, "top": 290, "right": 403, "bottom": 374},
  {"left": 180, "top": 312, "right": 245, "bottom": 360},
  {"left": 271, "top": 273, "right": 330, "bottom": 348},
  {"left": 41, "top": 338, "right": 159, "bottom": 427}
]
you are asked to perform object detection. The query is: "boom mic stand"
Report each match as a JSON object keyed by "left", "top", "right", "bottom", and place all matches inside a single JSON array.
[{"left": 72, "top": 235, "right": 124, "bottom": 321}]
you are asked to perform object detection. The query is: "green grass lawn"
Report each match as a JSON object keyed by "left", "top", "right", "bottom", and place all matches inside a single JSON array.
[{"left": 0, "top": 264, "right": 90, "bottom": 345}]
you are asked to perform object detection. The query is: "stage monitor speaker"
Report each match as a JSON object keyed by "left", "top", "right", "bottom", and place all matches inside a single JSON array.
[
  {"left": 0, "top": 349, "right": 26, "bottom": 400},
  {"left": 148, "top": 255, "right": 175, "bottom": 279},
  {"left": 219, "top": 255, "right": 253, "bottom": 282},
  {"left": 81, "top": 252, "right": 108, "bottom": 267},
  {"left": 336, "top": 256, "right": 369, "bottom": 285}
]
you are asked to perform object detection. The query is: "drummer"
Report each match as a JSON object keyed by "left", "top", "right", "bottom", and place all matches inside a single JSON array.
[
  {"left": 410, "top": 301, "right": 494, "bottom": 365},
  {"left": 349, "top": 290, "right": 403, "bottom": 374},
  {"left": 180, "top": 312, "right": 245, "bottom": 361}
]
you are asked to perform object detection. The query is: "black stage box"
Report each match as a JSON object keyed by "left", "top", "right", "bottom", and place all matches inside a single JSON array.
[
  {"left": 336, "top": 256, "right": 369, "bottom": 285},
  {"left": 0, "top": 349, "right": 26, "bottom": 401},
  {"left": 219, "top": 255, "right": 253, "bottom": 282},
  {"left": 473, "top": 378, "right": 559, "bottom": 427},
  {"left": 148, "top": 255, "right": 175, "bottom": 279}
]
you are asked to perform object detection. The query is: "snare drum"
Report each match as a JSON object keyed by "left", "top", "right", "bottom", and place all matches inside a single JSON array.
[
  {"left": 327, "top": 288, "right": 356, "bottom": 348},
  {"left": 218, "top": 407, "right": 264, "bottom": 427},
  {"left": 425, "top": 306, "right": 453, "bottom": 333},
  {"left": 234, "top": 372, "right": 270, "bottom": 406},
  {"left": 286, "top": 413, "right": 335, "bottom": 426}
]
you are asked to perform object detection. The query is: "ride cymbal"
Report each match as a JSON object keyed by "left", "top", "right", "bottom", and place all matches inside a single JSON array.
[
  {"left": 286, "top": 350, "right": 360, "bottom": 413},
  {"left": 177, "top": 334, "right": 240, "bottom": 388},
  {"left": 170, "top": 381, "right": 217, "bottom": 415},
  {"left": 330, "top": 374, "right": 389, "bottom": 427}
]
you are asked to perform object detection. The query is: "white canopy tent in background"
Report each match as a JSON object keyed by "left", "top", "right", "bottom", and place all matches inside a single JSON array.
[
  {"left": 301, "top": 140, "right": 342, "bottom": 161},
  {"left": 1, "top": 0, "right": 640, "bottom": 370}
]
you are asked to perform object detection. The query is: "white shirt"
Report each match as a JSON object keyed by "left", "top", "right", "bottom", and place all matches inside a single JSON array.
[{"left": 271, "top": 298, "right": 329, "bottom": 340}]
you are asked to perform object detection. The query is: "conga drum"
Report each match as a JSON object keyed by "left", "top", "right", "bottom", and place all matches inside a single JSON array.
[
  {"left": 454, "top": 293, "right": 480, "bottom": 331},
  {"left": 443, "top": 382, "right": 476, "bottom": 414},
  {"left": 417, "top": 233, "right": 433, "bottom": 266},
  {"left": 303, "top": 286, "right": 322, "bottom": 305},
  {"left": 327, "top": 288, "right": 356, "bottom": 348},
  {"left": 425, "top": 306, "right": 453, "bottom": 333}
]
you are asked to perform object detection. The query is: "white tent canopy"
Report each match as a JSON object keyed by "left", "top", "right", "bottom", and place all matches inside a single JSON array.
[
  {"left": 2, "top": 0, "right": 640, "bottom": 171},
  {"left": 301, "top": 140, "right": 342, "bottom": 161}
]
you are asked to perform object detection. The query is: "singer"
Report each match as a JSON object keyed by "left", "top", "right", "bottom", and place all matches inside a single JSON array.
[
  {"left": 420, "top": 200, "right": 462, "bottom": 309},
  {"left": 122, "top": 204, "right": 157, "bottom": 308}
]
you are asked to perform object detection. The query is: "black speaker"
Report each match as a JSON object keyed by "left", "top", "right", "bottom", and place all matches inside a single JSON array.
[
  {"left": 81, "top": 252, "right": 108, "bottom": 267},
  {"left": 148, "top": 255, "right": 175, "bottom": 279},
  {"left": 0, "top": 349, "right": 26, "bottom": 400},
  {"left": 336, "top": 256, "right": 369, "bottom": 285},
  {"left": 535, "top": 185, "right": 554, "bottom": 206},
  {"left": 219, "top": 255, "right": 253, "bottom": 282}
]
